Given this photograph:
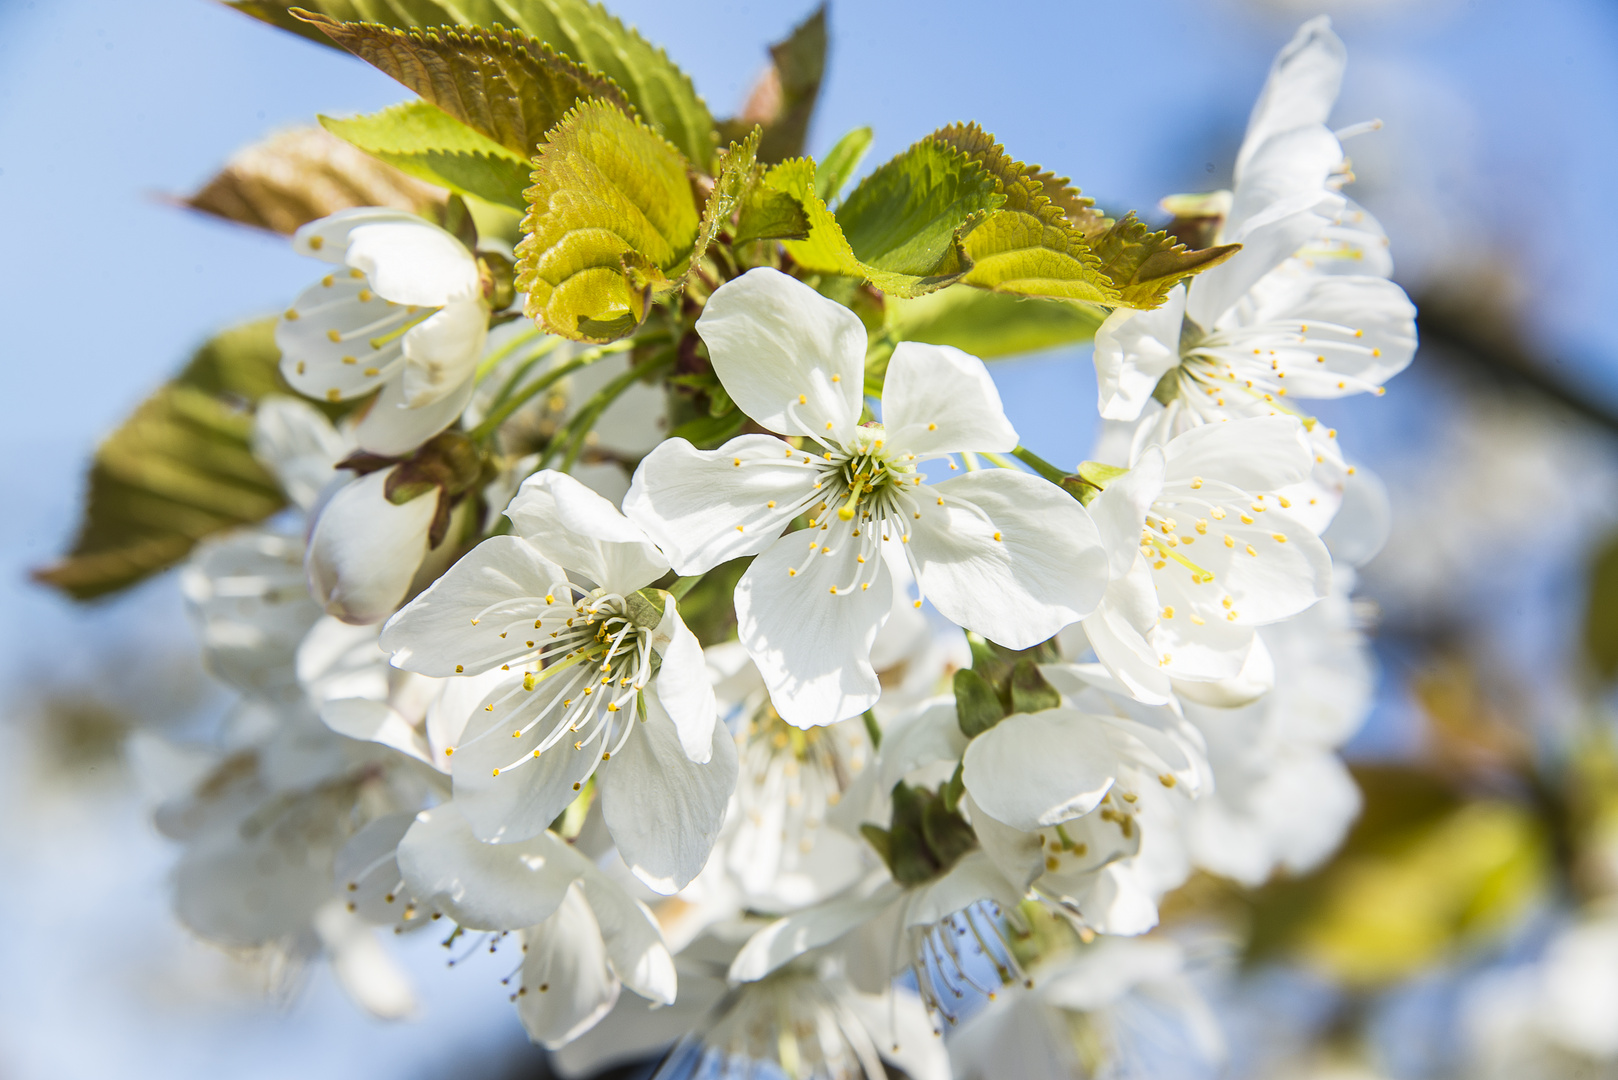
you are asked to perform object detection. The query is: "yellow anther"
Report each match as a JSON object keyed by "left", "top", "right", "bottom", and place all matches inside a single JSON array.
[
  {"left": 491, "top": 768, "right": 500, "bottom": 776},
  {"left": 913, "top": 600, "right": 923, "bottom": 608},
  {"left": 1211, "top": 507, "right": 1226, "bottom": 520},
  {"left": 1162, "top": 606, "right": 1175, "bottom": 619},
  {"left": 736, "top": 525, "right": 745, "bottom": 532},
  {"left": 295, "top": 361, "right": 305, "bottom": 375},
  {"left": 445, "top": 747, "right": 454, "bottom": 756},
  {"left": 862, "top": 582, "right": 870, "bottom": 590},
  {"left": 607, "top": 702, "right": 619, "bottom": 712},
  {"left": 767, "top": 500, "right": 776, "bottom": 509},
  {"left": 1278, "top": 496, "right": 1292, "bottom": 508},
  {"left": 1190, "top": 614, "right": 1205, "bottom": 625},
  {"left": 1227, "top": 611, "right": 1239, "bottom": 621},
  {"left": 363, "top": 367, "right": 379, "bottom": 376},
  {"left": 993, "top": 532, "right": 1002, "bottom": 541},
  {"left": 798, "top": 394, "right": 807, "bottom": 404},
  {"left": 927, "top": 423, "right": 937, "bottom": 431},
  {"left": 523, "top": 671, "right": 537, "bottom": 691},
  {"left": 341, "top": 355, "right": 357, "bottom": 365},
  {"left": 326, "top": 389, "right": 341, "bottom": 402},
  {"left": 829, "top": 586, "right": 838, "bottom": 594},
  {"left": 832, "top": 374, "right": 841, "bottom": 382},
  {"left": 733, "top": 457, "right": 741, "bottom": 467},
  {"left": 1246, "top": 544, "right": 1257, "bottom": 556},
  {"left": 1222, "top": 595, "right": 1233, "bottom": 608},
  {"left": 825, "top": 421, "right": 833, "bottom": 430},
  {"left": 326, "top": 329, "right": 341, "bottom": 343},
  {"left": 1224, "top": 535, "right": 1235, "bottom": 548},
  {"left": 358, "top": 289, "right": 373, "bottom": 302},
  {"left": 1190, "top": 476, "right": 1203, "bottom": 489},
  {"left": 1272, "top": 533, "right": 1287, "bottom": 542},
  {"left": 1239, "top": 513, "right": 1254, "bottom": 524},
  {"left": 1195, "top": 519, "right": 1208, "bottom": 534},
  {"left": 788, "top": 568, "right": 796, "bottom": 576}
]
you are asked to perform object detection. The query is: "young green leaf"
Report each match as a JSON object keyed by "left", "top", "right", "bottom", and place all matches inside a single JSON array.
[
  {"left": 677, "top": 128, "right": 761, "bottom": 290},
  {"left": 321, "top": 102, "right": 533, "bottom": 210},
  {"left": 235, "top": 1, "right": 716, "bottom": 167},
  {"left": 886, "top": 286, "right": 1104, "bottom": 360},
  {"left": 716, "top": 4, "right": 826, "bottom": 165},
  {"left": 931, "top": 123, "right": 1237, "bottom": 309},
  {"left": 178, "top": 126, "right": 444, "bottom": 235},
  {"left": 764, "top": 135, "right": 1001, "bottom": 299},
  {"left": 32, "top": 321, "right": 295, "bottom": 600},
  {"left": 814, "top": 125, "right": 873, "bottom": 204},
  {"left": 516, "top": 100, "right": 700, "bottom": 343},
  {"left": 296, "top": 14, "right": 628, "bottom": 161}
]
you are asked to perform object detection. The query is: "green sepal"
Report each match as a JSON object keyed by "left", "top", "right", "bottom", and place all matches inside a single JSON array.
[
  {"left": 966, "top": 631, "right": 1014, "bottom": 691},
  {"left": 321, "top": 102, "right": 533, "bottom": 210},
  {"left": 242, "top": 1, "right": 716, "bottom": 167},
  {"left": 922, "top": 790, "right": 980, "bottom": 870},
  {"left": 870, "top": 781, "right": 980, "bottom": 886},
  {"left": 1009, "top": 659, "right": 1061, "bottom": 715},
  {"left": 858, "top": 823, "right": 893, "bottom": 867},
  {"left": 940, "top": 761, "right": 966, "bottom": 813},
  {"left": 1063, "top": 460, "right": 1129, "bottom": 506},
  {"left": 954, "top": 667, "right": 1006, "bottom": 738},
  {"left": 515, "top": 99, "right": 700, "bottom": 342},
  {"left": 815, "top": 126, "right": 873, "bottom": 205}
]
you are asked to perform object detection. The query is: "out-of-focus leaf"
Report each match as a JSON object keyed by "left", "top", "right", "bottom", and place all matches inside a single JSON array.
[
  {"left": 675, "top": 556, "right": 749, "bottom": 645},
  {"left": 765, "top": 136, "right": 1002, "bottom": 299},
  {"left": 179, "top": 125, "right": 443, "bottom": 234},
  {"left": 814, "top": 125, "right": 872, "bottom": 205},
  {"left": 1243, "top": 765, "right": 1548, "bottom": 988},
  {"left": 297, "top": 14, "right": 627, "bottom": 161},
  {"left": 931, "top": 123, "right": 1237, "bottom": 309},
  {"left": 231, "top": 1, "right": 716, "bottom": 167},
  {"left": 1585, "top": 530, "right": 1618, "bottom": 680},
  {"left": 33, "top": 321, "right": 293, "bottom": 600},
  {"left": 321, "top": 102, "right": 532, "bottom": 209},
  {"left": 886, "top": 286, "right": 1103, "bottom": 360},
  {"left": 716, "top": 5, "right": 826, "bottom": 164},
  {"left": 516, "top": 100, "right": 700, "bottom": 342}
]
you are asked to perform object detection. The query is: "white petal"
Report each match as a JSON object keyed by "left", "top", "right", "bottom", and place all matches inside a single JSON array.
[
  {"left": 855, "top": 989, "right": 952, "bottom": 1080},
  {"left": 1172, "top": 635, "right": 1275, "bottom": 708},
  {"left": 517, "top": 886, "right": 621, "bottom": 1048},
  {"left": 1230, "top": 273, "right": 1416, "bottom": 398},
  {"left": 574, "top": 869, "right": 677, "bottom": 1005},
  {"left": 251, "top": 395, "right": 353, "bottom": 512},
  {"left": 344, "top": 218, "right": 480, "bottom": 305},
  {"left": 277, "top": 273, "right": 406, "bottom": 403},
  {"left": 875, "top": 698, "right": 969, "bottom": 799},
  {"left": 880, "top": 342, "right": 1018, "bottom": 454},
  {"left": 320, "top": 698, "right": 433, "bottom": 764},
  {"left": 380, "top": 535, "right": 567, "bottom": 677},
  {"left": 903, "top": 850, "right": 1022, "bottom": 927},
  {"left": 963, "top": 709, "right": 1119, "bottom": 831},
  {"left": 623, "top": 433, "right": 819, "bottom": 575},
  {"left": 312, "top": 902, "right": 418, "bottom": 1020},
  {"left": 909, "top": 470, "right": 1107, "bottom": 648},
  {"left": 1151, "top": 505, "right": 1331, "bottom": 627},
  {"left": 1088, "top": 447, "right": 1166, "bottom": 578},
  {"left": 292, "top": 207, "right": 427, "bottom": 263},
  {"left": 426, "top": 667, "right": 509, "bottom": 765},
  {"left": 696, "top": 267, "right": 865, "bottom": 441},
  {"left": 1161, "top": 415, "right": 1314, "bottom": 492},
  {"left": 305, "top": 470, "right": 436, "bottom": 625},
  {"left": 451, "top": 677, "right": 603, "bottom": 843},
  {"left": 728, "top": 885, "right": 900, "bottom": 982},
  {"left": 735, "top": 534, "right": 892, "bottom": 727},
  {"left": 1093, "top": 285, "right": 1188, "bottom": 422},
  {"left": 651, "top": 596, "right": 717, "bottom": 763},
  {"left": 1067, "top": 862, "right": 1160, "bottom": 936},
  {"left": 967, "top": 793, "right": 1045, "bottom": 890},
  {"left": 506, "top": 470, "right": 668, "bottom": 592},
  {"left": 400, "top": 298, "right": 489, "bottom": 407},
  {"left": 597, "top": 693, "right": 737, "bottom": 894},
  {"left": 1235, "top": 15, "right": 1346, "bottom": 182},
  {"left": 354, "top": 366, "right": 476, "bottom": 457},
  {"left": 333, "top": 812, "right": 420, "bottom": 925},
  {"left": 1083, "top": 570, "right": 1174, "bottom": 706},
  {"left": 1322, "top": 464, "right": 1391, "bottom": 567},
  {"left": 396, "top": 804, "right": 584, "bottom": 930}
]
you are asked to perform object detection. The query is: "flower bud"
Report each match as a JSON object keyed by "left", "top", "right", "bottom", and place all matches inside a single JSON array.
[{"left": 306, "top": 469, "right": 438, "bottom": 624}]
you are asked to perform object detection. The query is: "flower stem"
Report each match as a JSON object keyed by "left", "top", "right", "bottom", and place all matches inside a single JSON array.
[
  {"left": 1011, "top": 445, "right": 1068, "bottom": 484},
  {"left": 469, "top": 338, "right": 641, "bottom": 443},
  {"left": 548, "top": 347, "right": 677, "bottom": 472}
]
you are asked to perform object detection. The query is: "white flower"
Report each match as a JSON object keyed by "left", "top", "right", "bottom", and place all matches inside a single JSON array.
[
  {"left": 277, "top": 208, "right": 489, "bottom": 456},
  {"left": 395, "top": 802, "right": 677, "bottom": 1048},
  {"left": 962, "top": 666, "right": 1204, "bottom": 936},
  {"left": 1081, "top": 416, "right": 1333, "bottom": 703},
  {"left": 1180, "top": 571, "right": 1373, "bottom": 885},
  {"left": 379, "top": 470, "right": 736, "bottom": 893},
  {"left": 626, "top": 267, "right": 1107, "bottom": 726},
  {"left": 950, "top": 936, "right": 1224, "bottom": 1080},
  {"left": 251, "top": 394, "right": 355, "bottom": 513}
]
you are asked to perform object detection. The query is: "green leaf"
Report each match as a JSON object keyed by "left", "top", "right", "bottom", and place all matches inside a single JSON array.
[
  {"left": 764, "top": 135, "right": 1002, "bottom": 299},
  {"left": 678, "top": 128, "right": 761, "bottom": 288},
  {"left": 886, "top": 285, "right": 1103, "bottom": 360},
  {"left": 930, "top": 123, "right": 1237, "bottom": 310},
  {"left": 954, "top": 667, "right": 1006, "bottom": 738},
  {"left": 1009, "top": 659, "right": 1061, "bottom": 715},
  {"left": 178, "top": 125, "right": 444, "bottom": 235},
  {"left": 296, "top": 14, "right": 628, "bottom": 161},
  {"left": 321, "top": 102, "right": 532, "bottom": 209},
  {"left": 733, "top": 172, "right": 811, "bottom": 248},
  {"left": 814, "top": 125, "right": 873, "bottom": 205},
  {"left": 33, "top": 321, "right": 293, "bottom": 600},
  {"left": 238, "top": 1, "right": 716, "bottom": 166},
  {"left": 716, "top": 5, "right": 826, "bottom": 165},
  {"left": 515, "top": 99, "right": 701, "bottom": 342}
]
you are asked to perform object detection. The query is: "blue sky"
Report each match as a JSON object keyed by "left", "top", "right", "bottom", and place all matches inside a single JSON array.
[{"left": 1, "top": 1, "right": 1615, "bottom": 1077}]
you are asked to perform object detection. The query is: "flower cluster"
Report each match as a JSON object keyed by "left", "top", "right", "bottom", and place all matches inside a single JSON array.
[{"left": 126, "top": 12, "right": 1412, "bottom": 1078}]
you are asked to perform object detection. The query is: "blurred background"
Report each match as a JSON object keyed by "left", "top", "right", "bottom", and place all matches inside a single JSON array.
[{"left": 3, "top": 0, "right": 1617, "bottom": 1077}]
